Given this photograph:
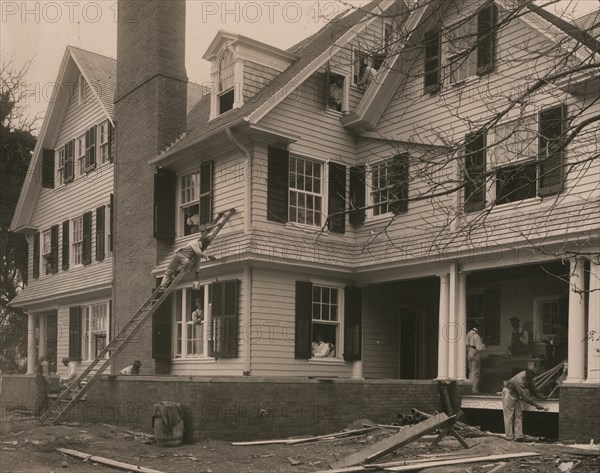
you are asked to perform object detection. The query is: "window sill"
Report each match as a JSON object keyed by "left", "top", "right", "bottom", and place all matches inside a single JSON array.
[
  {"left": 443, "top": 75, "right": 480, "bottom": 93},
  {"left": 488, "top": 197, "right": 542, "bottom": 213},
  {"left": 325, "top": 108, "right": 346, "bottom": 117},
  {"left": 284, "top": 222, "right": 329, "bottom": 235},
  {"left": 364, "top": 212, "right": 395, "bottom": 225},
  {"left": 171, "top": 357, "right": 216, "bottom": 363},
  {"left": 308, "top": 357, "right": 346, "bottom": 365}
]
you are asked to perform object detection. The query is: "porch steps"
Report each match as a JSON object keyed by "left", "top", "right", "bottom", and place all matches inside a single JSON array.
[{"left": 39, "top": 208, "right": 236, "bottom": 425}]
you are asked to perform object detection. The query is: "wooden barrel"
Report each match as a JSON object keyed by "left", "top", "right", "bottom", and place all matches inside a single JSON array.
[{"left": 152, "top": 403, "right": 184, "bottom": 447}]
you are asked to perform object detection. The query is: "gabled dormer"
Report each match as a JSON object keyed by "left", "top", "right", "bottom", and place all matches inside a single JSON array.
[{"left": 203, "top": 31, "right": 298, "bottom": 120}]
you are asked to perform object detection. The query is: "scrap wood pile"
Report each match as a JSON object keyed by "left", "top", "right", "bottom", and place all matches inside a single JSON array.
[{"left": 534, "top": 361, "right": 567, "bottom": 398}]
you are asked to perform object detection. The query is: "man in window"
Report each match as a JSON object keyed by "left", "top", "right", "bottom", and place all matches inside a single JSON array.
[
  {"left": 157, "top": 236, "right": 216, "bottom": 292},
  {"left": 357, "top": 60, "right": 378, "bottom": 90},
  {"left": 186, "top": 208, "right": 200, "bottom": 234},
  {"left": 312, "top": 334, "right": 331, "bottom": 358},
  {"left": 328, "top": 76, "right": 343, "bottom": 112}
]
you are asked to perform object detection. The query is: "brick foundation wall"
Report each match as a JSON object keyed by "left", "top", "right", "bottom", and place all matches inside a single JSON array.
[{"left": 559, "top": 384, "right": 600, "bottom": 443}]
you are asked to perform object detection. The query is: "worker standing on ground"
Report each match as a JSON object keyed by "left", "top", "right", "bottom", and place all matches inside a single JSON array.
[
  {"left": 502, "top": 362, "right": 548, "bottom": 441},
  {"left": 466, "top": 322, "right": 486, "bottom": 393},
  {"left": 34, "top": 350, "right": 54, "bottom": 416},
  {"left": 157, "top": 236, "right": 216, "bottom": 292}
]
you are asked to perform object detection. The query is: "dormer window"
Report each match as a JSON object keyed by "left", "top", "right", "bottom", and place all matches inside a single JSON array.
[{"left": 218, "top": 50, "right": 236, "bottom": 114}]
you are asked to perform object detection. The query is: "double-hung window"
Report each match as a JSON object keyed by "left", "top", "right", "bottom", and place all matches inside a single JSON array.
[
  {"left": 448, "top": 16, "right": 477, "bottom": 85},
  {"left": 81, "top": 302, "right": 109, "bottom": 360},
  {"left": 311, "top": 285, "right": 340, "bottom": 358},
  {"left": 174, "top": 287, "right": 206, "bottom": 357},
  {"left": 180, "top": 171, "right": 200, "bottom": 236},
  {"left": 42, "top": 229, "right": 52, "bottom": 275},
  {"left": 72, "top": 216, "right": 83, "bottom": 266},
  {"left": 76, "top": 134, "right": 86, "bottom": 177},
  {"left": 218, "top": 50, "right": 235, "bottom": 114},
  {"left": 98, "top": 121, "right": 110, "bottom": 164},
  {"left": 289, "top": 156, "right": 323, "bottom": 227},
  {"left": 56, "top": 148, "right": 66, "bottom": 185},
  {"left": 369, "top": 154, "right": 409, "bottom": 217}
]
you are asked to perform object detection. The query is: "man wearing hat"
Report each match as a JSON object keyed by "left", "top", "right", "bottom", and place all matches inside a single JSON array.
[
  {"left": 120, "top": 360, "right": 142, "bottom": 375},
  {"left": 466, "top": 322, "right": 486, "bottom": 393},
  {"left": 157, "top": 236, "right": 216, "bottom": 292},
  {"left": 502, "top": 362, "right": 548, "bottom": 441}
]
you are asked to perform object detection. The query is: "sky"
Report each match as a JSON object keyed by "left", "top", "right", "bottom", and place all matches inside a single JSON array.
[{"left": 1, "top": 0, "right": 598, "bottom": 127}]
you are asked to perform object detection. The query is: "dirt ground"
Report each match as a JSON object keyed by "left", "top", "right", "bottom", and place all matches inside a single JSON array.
[{"left": 1, "top": 417, "right": 598, "bottom": 473}]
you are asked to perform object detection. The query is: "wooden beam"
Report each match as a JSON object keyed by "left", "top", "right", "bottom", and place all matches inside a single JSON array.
[
  {"left": 57, "top": 448, "right": 165, "bottom": 473},
  {"left": 330, "top": 413, "right": 454, "bottom": 469},
  {"left": 231, "top": 426, "right": 377, "bottom": 446},
  {"left": 384, "top": 452, "right": 540, "bottom": 471}
]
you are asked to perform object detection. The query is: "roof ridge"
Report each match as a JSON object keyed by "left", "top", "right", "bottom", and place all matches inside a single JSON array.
[{"left": 67, "top": 45, "right": 116, "bottom": 61}]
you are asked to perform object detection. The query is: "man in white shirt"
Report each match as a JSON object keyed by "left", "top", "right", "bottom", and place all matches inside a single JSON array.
[
  {"left": 312, "top": 334, "right": 331, "bottom": 358},
  {"left": 60, "top": 357, "right": 78, "bottom": 388},
  {"left": 158, "top": 236, "right": 215, "bottom": 291},
  {"left": 120, "top": 360, "right": 142, "bottom": 375},
  {"left": 466, "top": 323, "right": 486, "bottom": 393}
]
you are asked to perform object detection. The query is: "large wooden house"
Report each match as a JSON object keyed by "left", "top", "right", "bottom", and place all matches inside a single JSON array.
[{"left": 8, "top": 0, "right": 599, "bottom": 441}]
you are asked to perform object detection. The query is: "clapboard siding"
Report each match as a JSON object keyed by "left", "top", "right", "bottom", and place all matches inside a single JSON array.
[
  {"left": 24, "top": 78, "right": 113, "bottom": 298},
  {"left": 250, "top": 268, "right": 354, "bottom": 377},
  {"left": 243, "top": 61, "right": 280, "bottom": 103}
]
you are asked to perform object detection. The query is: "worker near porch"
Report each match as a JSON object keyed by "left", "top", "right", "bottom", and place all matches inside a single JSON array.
[
  {"left": 120, "top": 360, "right": 142, "bottom": 375},
  {"left": 157, "top": 236, "right": 215, "bottom": 292},
  {"left": 508, "top": 316, "right": 529, "bottom": 356},
  {"left": 502, "top": 362, "right": 548, "bottom": 441},
  {"left": 466, "top": 322, "right": 486, "bottom": 394},
  {"left": 34, "top": 350, "right": 54, "bottom": 417},
  {"left": 60, "top": 357, "right": 78, "bottom": 389}
]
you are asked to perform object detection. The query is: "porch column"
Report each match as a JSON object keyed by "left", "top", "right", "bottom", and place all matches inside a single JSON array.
[
  {"left": 567, "top": 257, "right": 586, "bottom": 383},
  {"left": 26, "top": 313, "right": 37, "bottom": 374},
  {"left": 456, "top": 271, "right": 468, "bottom": 380},
  {"left": 38, "top": 314, "right": 47, "bottom": 357},
  {"left": 585, "top": 260, "right": 600, "bottom": 383},
  {"left": 436, "top": 273, "right": 450, "bottom": 380},
  {"left": 448, "top": 264, "right": 458, "bottom": 379}
]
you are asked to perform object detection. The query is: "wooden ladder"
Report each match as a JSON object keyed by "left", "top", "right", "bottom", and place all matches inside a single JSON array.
[{"left": 40, "top": 208, "right": 236, "bottom": 425}]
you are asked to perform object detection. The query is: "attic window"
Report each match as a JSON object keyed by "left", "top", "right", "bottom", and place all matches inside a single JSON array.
[
  {"left": 218, "top": 50, "right": 235, "bottom": 114},
  {"left": 326, "top": 70, "right": 348, "bottom": 113},
  {"left": 78, "top": 74, "right": 86, "bottom": 105}
]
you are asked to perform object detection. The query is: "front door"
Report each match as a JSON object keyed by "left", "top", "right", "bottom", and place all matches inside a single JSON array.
[{"left": 399, "top": 307, "right": 420, "bottom": 379}]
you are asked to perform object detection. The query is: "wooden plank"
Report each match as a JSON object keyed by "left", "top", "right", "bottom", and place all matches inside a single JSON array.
[
  {"left": 57, "top": 448, "right": 165, "bottom": 473},
  {"left": 231, "top": 426, "right": 377, "bottom": 446},
  {"left": 330, "top": 413, "right": 452, "bottom": 469},
  {"left": 384, "top": 452, "right": 541, "bottom": 471}
]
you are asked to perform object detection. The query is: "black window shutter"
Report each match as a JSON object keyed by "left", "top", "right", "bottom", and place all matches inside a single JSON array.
[
  {"left": 199, "top": 160, "right": 213, "bottom": 225},
  {"left": 267, "top": 146, "right": 289, "bottom": 223},
  {"left": 538, "top": 105, "right": 566, "bottom": 197},
  {"left": 349, "top": 165, "right": 366, "bottom": 226},
  {"left": 483, "top": 288, "right": 500, "bottom": 345},
  {"left": 109, "top": 193, "right": 114, "bottom": 251},
  {"left": 42, "top": 149, "right": 55, "bottom": 188},
  {"left": 477, "top": 2, "right": 498, "bottom": 76},
  {"left": 389, "top": 153, "right": 410, "bottom": 214},
  {"left": 295, "top": 281, "right": 313, "bottom": 359},
  {"left": 152, "top": 294, "right": 172, "bottom": 360},
  {"left": 108, "top": 122, "right": 115, "bottom": 162},
  {"left": 62, "top": 220, "right": 70, "bottom": 270},
  {"left": 95, "top": 206, "right": 105, "bottom": 261},
  {"left": 344, "top": 286, "right": 362, "bottom": 361},
  {"left": 424, "top": 29, "right": 441, "bottom": 94},
  {"left": 153, "top": 170, "right": 177, "bottom": 240},
  {"left": 211, "top": 280, "right": 239, "bottom": 359},
  {"left": 50, "top": 224, "right": 59, "bottom": 274},
  {"left": 328, "top": 162, "right": 346, "bottom": 234},
  {"left": 82, "top": 211, "right": 92, "bottom": 265},
  {"left": 464, "top": 132, "right": 487, "bottom": 212},
  {"left": 33, "top": 232, "right": 40, "bottom": 279},
  {"left": 64, "top": 141, "right": 75, "bottom": 183},
  {"left": 85, "top": 126, "right": 96, "bottom": 171},
  {"left": 69, "top": 306, "right": 82, "bottom": 361}
]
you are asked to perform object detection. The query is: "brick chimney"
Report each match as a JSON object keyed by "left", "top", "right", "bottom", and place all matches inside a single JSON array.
[{"left": 113, "top": 0, "right": 187, "bottom": 373}]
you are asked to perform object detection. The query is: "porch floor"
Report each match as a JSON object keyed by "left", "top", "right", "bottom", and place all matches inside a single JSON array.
[{"left": 461, "top": 394, "right": 559, "bottom": 413}]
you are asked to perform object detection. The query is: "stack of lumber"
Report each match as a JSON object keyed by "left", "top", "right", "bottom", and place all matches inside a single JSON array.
[{"left": 534, "top": 361, "right": 567, "bottom": 397}]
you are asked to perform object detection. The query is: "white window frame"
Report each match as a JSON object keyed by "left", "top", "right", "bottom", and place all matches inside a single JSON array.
[
  {"left": 81, "top": 301, "right": 110, "bottom": 361},
  {"left": 42, "top": 229, "right": 52, "bottom": 275},
  {"left": 71, "top": 216, "right": 83, "bottom": 267},
  {"left": 178, "top": 169, "right": 201, "bottom": 236},
  {"left": 488, "top": 114, "right": 541, "bottom": 206},
  {"left": 78, "top": 74, "right": 86, "bottom": 105},
  {"left": 75, "top": 134, "right": 86, "bottom": 177},
  {"left": 366, "top": 158, "right": 397, "bottom": 218},
  {"left": 56, "top": 148, "right": 66, "bottom": 186},
  {"left": 98, "top": 121, "right": 110, "bottom": 165},
  {"left": 447, "top": 15, "right": 477, "bottom": 85},
  {"left": 310, "top": 281, "right": 344, "bottom": 361},
  {"left": 533, "top": 296, "right": 561, "bottom": 341},
  {"left": 326, "top": 67, "right": 349, "bottom": 114},
  {"left": 173, "top": 284, "right": 211, "bottom": 359},
  {"left": 288, "top": 155, "right": 325, "bottom": 228}
]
